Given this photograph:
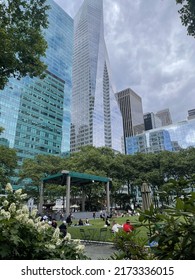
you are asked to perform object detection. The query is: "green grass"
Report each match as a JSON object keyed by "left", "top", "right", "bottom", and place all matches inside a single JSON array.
[{"left": 63, "top": 216, "right": 149, "bottom": 242}]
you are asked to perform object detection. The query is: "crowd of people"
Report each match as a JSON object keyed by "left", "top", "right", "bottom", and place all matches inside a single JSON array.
[{"left": 40, "top": 210, "right": 135, "bottom": 239}]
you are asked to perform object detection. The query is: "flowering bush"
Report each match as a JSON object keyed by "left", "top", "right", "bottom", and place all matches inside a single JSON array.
[{"left": 0, "top": 183, "right": 88, "bottom": 260}]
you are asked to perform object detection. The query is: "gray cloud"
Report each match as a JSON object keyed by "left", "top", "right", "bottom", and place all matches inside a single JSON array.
[{"left": 54, "top": 0, "right": 195, "bottom": 123}]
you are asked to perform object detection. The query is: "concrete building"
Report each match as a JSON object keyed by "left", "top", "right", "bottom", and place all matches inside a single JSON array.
[
  {"left": 115, "top": 88, "right": 144, "bottom": 153},
  {"left": 155, "top": 108, "right": 172, "bottom": 126}
]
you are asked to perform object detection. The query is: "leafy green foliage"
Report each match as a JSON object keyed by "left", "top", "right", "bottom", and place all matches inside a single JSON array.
[
  {"left": 139, "top": 192, "right": 195, "bottom": 260},
  {"left": 0, "top": 0, "right": 50, "bottom": 89},
  {"left": 176, "top": 0, "right": 195, "bottom": 38},
  {"left": 112, "top": 230, "right": 152, "bottom": 260},
  {"left": 0, "top": 146, "right": 17, "bottom": 189},
  {"left": 0, "top": 183, "right": 88, "bottom": 260}
]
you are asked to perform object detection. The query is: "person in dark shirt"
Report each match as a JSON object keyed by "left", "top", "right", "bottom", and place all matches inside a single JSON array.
[
  {"left": 78, "top": 218, "right": 84, "bottom": 226},
  {"left": 51, "top": 219, "right": 57, "bottom": 228},
  {"left": 66, "top": 214, "right": 72, "bottom": 226},
  {"left": 59, "top": 221, "right": 67, "bottom": 237}
]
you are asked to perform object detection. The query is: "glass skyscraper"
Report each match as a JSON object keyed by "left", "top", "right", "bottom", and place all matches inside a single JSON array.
[
  {"left": 0, "top": 0, "right": 73, "bottom": 164},
  {"left": 70, "top": 0, "right": 123, "bottom": 152},
  {"left": 126, "top": 119, "right": 195, "bottom": 155}
]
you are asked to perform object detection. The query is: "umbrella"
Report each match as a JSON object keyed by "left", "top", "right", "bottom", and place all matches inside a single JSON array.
[
  {"left": 141, "top": 182, "right": 152, "bottom": 211},
  {"left": 70, "top": 204, "right": 80, "bottom": 208}
]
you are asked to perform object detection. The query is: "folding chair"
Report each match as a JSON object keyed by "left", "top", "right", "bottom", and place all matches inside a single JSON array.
[{"left": 80, "top": 228, "right": 90, "bottom": 244}]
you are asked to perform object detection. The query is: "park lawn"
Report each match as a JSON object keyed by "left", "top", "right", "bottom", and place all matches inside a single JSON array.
[{"left": 66, "top": 216, "right": 149, "bottom": 242}]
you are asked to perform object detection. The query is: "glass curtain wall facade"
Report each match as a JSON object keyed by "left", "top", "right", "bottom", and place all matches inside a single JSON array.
[
  {"left": 70, "top": 0, "right": 123, "bottom": 152},
  {"left": 126, "top": 119, "right": 195, "bottom": 155},
  {"left": 115, "top": 88, "right": 144, "bottom": 153},
  {"left": 0, "top": 0, "right": 73, "bottom": 163}
]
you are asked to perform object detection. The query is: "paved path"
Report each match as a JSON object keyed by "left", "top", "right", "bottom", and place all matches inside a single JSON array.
[{"left": 83, "top": 243, "right": 117, "bottom": 260}]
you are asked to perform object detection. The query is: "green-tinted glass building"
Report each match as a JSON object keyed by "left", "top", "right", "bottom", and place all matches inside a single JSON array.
[{"left": 0, "top": 1, "right": 73, "bottom": 164}]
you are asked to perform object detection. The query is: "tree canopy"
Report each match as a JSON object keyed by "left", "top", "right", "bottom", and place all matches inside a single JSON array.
[
  {"left": 176, "top": 0, "right": 195, "bottom": 38},
  {"left": 18, "top": 146, "right": 195, "bottom": 209},
  {"left": 0, "top": 0, "right": 50, "bottom": 89}
]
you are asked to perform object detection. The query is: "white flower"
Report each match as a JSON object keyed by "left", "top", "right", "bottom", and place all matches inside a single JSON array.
[
  {"left": 27, "top": 219, "right": 34, "bottom": 226},
  {"left": 20, "top": 194, "right": 27, "bottom": 200},
  {"left": 16, "top": 209, "right": 23, "bottom": 215},
  {"left": 52, "top": 227, "right": 60, "bottom": 241},
  {"left": 5, "top": 183, "right": 13, "bottom": 193},
  {"left": 0, "top": 209, "right": 11, "bottom": 220},
  {"left": 8, "top": 203, "right": 16, "bottom": 214},
  {"left": 64, "top": 232, "right": 71, "bottom": 241},
  {"left": 56, "top": 239, "right": 62, "bottom": 246},
  {"left": 73, "top": 239, "right": 81, "bottom": 245},
  {"left": 2, "top": 200, "right": 9, "bottom": 207},
  {"left": 31, "top": 209, "right": 38, "bottom": 219},
  {"left": 76, "top": 244, "right": 85, "bottom": 253},
  {"left": 15, "top": 189, "right": 22, "bottom": 195},
  {"left": 21, "top": 205, "right": 29, "bottom": 214},
  {"left": 15, "top": 214, "right": 29, "bottom": 223},
  {"left": 45, "top": 244, "right": 56, "bottom": 250}
]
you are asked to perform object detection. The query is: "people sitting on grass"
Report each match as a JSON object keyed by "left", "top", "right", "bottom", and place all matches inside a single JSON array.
[
  {"left": 78, "top": 218, "right": 84, "bottom": 226},
  {"left": 111, "top": 220, "right": 122, "bottom": 233},
  {"left": 59, "top": 221, "right": 67, "bottom": 237},
  {"left": 51, "top": 218, "right": 58, "bottom": 228},
  {"left": 105, "top": 217, "right": 111, "bottom": 226},
  {"left": 123, "top": 219, "right": 134, "bottom": 233}
]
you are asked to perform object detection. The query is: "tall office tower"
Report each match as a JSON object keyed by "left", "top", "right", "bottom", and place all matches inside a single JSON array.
[
  {"left": 156, "top": 108, "right": 172, "bottom": 126},
  {"left": 0, "top": 0, "right": 73, "bottom": 167},
  {"left": 187, "top": 109, "right": 195, "bottom": 120},
  {"left": 144, "top": 112, "right": 162, "bottom": 131},
  {"left": 70, "top": 0, "right": 123, "bottom": 153},
  {"left": 115, "top": 88, "right": 144, "bottom": 153}
]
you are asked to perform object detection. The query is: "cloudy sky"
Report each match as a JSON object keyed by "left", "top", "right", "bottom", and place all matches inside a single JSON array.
[{"left": 54, "top": 0, "right": 195, "bottom": 123}]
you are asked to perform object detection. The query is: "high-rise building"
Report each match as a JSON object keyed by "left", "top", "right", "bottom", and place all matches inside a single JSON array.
[
  {"left": 144, "top": 112, "right": 162, "bottom": 131},
  {"left": 0, "top": 0, "right": 73, "bottom": 164},
  {"left": 187, "top": 109, "right": 195, "bottom": 120},
  {"left": 155, "top": 108, "right": 172, "bottom": 126},
  {"left": 115, "top": 88, "right": 144, "bottom": 153},
  {"left": 126, "top": 119, "right": 195, "bottom": 155},
  {"left": 70, "top": 0, "right": 123, "bottom": 153}
]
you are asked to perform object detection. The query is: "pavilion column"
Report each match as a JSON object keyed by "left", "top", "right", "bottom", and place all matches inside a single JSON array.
[
  {"left": 39, "top": 181, "right": 44, "bottom": 214},
  {"left": 66, "top": 175, "right": 71, "bottom": 216},
  {"left": 106, "top": 181, "right": 110, "bottom": 214},
  {"left": 81, "top": 187, "right": 86, "bottom": 212}
]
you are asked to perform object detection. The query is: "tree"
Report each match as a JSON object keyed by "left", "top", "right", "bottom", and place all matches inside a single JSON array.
[
  {"left": 0, "top": 0, "right": 50, "bottom": 90},
  {"left": 0, "top": 145, "right": 17, "bottom": 190},
  {"left": 176, "top": 0, "right": 195, "bottom": 38}
]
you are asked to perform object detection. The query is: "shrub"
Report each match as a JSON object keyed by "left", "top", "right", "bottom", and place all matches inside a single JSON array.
[
  {"left": 0, "top": 183, "right": 88, "bottom": 260},
  {"left": 139, "top": 192, "right": 195, "bottom": 260}
]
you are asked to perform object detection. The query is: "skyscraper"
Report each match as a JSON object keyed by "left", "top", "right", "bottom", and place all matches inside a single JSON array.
[
  {"left": 156, "top": 108, "right": 172, "bottom": 126},
  {"left": 70, "top": 0, "right": 123, "bottom": 153},
  {"left": 0, "top": 0, "right": 73, "bottom": 164},
  {"left": 144, "top": 112, "right": 162, "bottom": 131},
  {"left": 115, "top": 88, "right": 144, "bottom": 153},
  {"left": 187, "top": 109, "right": 195, "bottom": 120}
]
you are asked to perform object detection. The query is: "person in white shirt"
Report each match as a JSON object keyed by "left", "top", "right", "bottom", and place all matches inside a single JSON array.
[{"left": 111, "top": 220, "right": 122, "bottom": 233}]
